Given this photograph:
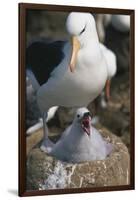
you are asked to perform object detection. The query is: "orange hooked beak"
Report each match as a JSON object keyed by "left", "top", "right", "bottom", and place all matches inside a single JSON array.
[
  {"left": 105, "top": 79, "right": 111, "bottom": 101},
  {"left": 69, "top": 36, "right": 80, "bottom": 73}
]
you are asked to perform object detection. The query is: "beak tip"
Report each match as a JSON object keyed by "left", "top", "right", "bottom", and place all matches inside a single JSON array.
[{"left": 69, "top": 64, "right": 75, "bottom": 73}]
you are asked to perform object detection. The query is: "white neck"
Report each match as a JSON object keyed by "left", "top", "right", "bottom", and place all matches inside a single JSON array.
[{"left": 71, "top": 122, "right": 83, "bottom": 137}]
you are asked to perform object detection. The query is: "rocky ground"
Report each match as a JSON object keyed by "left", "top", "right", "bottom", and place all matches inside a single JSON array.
[{"left": 25, "top": 11, "right": 131, "bottom": 190}]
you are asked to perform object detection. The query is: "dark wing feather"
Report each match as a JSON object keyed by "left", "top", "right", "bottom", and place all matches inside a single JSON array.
[{"left": 26, "top": 40, "right": 66, "bottom": 85}]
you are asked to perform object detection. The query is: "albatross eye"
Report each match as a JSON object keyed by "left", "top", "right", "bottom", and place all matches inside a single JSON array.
[{"left": 77, "top": 114, "right": 80, "bottom": 118}]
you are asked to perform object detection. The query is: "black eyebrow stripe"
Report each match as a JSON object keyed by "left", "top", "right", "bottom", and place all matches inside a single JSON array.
[{"left": 79, "top": 25, "right": 86, "bottom": 35}]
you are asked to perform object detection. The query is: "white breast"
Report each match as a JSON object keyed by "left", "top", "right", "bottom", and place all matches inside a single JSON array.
[
  {"left": 50, "top": 124, "right": 110, "bottom": 163},
  {"left": 37, "top": 43, "right": 108, "bottom": 111}
]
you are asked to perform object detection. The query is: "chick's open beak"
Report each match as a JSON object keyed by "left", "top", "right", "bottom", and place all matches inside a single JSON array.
[
  {"left": 69, "top": 36, "right": 80, "bottom": 73},
  {"left": 81, "top": 115, "right": 91, "bottom": 136}
]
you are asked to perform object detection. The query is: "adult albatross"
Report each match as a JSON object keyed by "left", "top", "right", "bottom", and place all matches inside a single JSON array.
[{"left": 26, "top": 12, "right": 109, "bottom": 150}]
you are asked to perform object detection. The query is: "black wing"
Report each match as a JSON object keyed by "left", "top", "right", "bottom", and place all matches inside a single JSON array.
[{"left": 26, "top": 40, "right": 66, "bottom": 85}]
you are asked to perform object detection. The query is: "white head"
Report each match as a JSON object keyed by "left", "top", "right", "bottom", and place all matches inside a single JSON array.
[
  {"left": 74, "top": 107, "right": 92, "bottom": 136},
  {"left": 66, "top": 12, "right": 98, "bottom": 72}
]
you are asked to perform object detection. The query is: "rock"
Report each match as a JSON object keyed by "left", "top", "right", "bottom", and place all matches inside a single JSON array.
[
  {"left": 26, "top": 11, "right": 68, "bottom": 45},
  {"left": 56, "top": 107, "right": 77, "bottom": 129},
  {"left": 92, "top": 72, "right": 130, "bottom": 150},
  {"left": 26, "top": 129, "right": 60, "bottom": 156},
  {"left": 26, "top": 128, "right": 43, "bottom": 156},
  {"left": 26, "top": 128, "right": 130, "bottom": 190}
]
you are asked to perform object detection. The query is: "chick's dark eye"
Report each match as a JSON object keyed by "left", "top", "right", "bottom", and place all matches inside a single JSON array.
[
  {"left": 79, "top": 25, "right": 86, "bottom": 35},
  {"left": 77, "top": 114, "right": 80, "bottom": 118}
]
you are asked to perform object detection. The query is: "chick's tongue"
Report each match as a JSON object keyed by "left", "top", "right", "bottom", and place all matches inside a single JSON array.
[{"left": 82, "top": 118, "right": 90, "bottom": 135}]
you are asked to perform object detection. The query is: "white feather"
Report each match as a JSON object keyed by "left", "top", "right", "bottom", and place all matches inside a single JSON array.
[
  {"left": 26, "top": 106, "right": 58, "bottom": 135},
  {"left": 100, "top": 43, "right": 117, "bottom": 78}
]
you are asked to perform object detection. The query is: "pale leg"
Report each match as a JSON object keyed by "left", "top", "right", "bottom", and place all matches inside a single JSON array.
[{"left": 40, "top": 112, "right": 54, "bottom": 153}]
